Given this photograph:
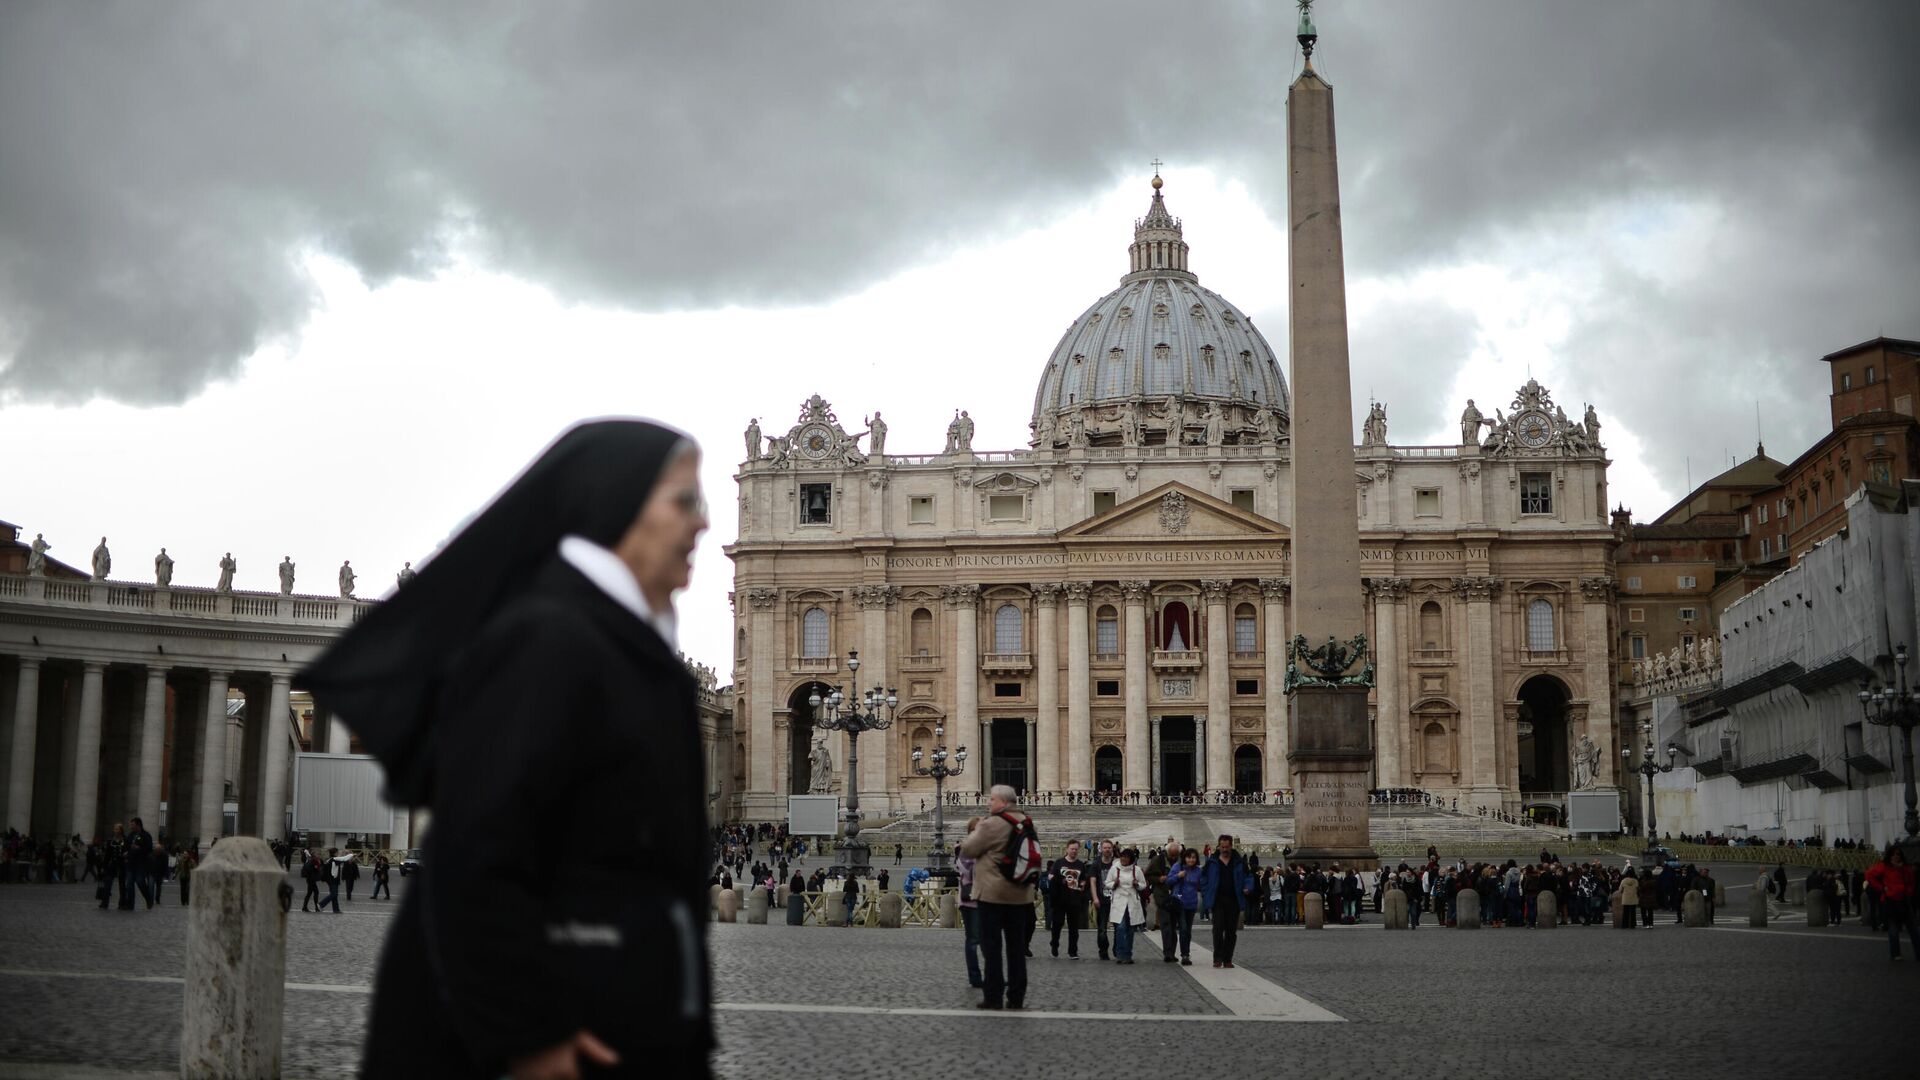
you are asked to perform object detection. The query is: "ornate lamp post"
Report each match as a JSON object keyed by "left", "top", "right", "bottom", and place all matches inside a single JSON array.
[
  {"left": 911, "top": 724, "right": 968, "bottom": 873},
  {"left": 811, "top": 650, "right": 897, "bottom": 877},
  {"left": 1622, "top": 720, "right": 1677, "bottom": 853},
  {"left": 1859, "top": 643, "right": 1920, "bottom": 860}
]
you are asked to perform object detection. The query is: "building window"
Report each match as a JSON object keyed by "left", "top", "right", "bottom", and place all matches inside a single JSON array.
[
  {"left": 737, "top": 627, "right": 747, "bottom": 660},
  {"left": 1160, "top": 601, "right": 1192, "bottom": 650},
  {"left": 1873, "top": 433, "right": 1887, "bottom": 448},
  {"left": 1841, "top": 372, "right": 1852, "bottom": 390},
  {"left": 1096, "top": 606, "right": 1119, "bottom": 654},
  {"left": 1423, "top": 722, "right": 1451, "bottom": 772},
  {"left": 1628, "top": 607, "right": 1644, "bottom": 623},
  {"left": 909, "top": 495, "right": 934, "bottom": 524},
  {"left": 1630, "top": 635, "right": 1646, "bottom": 659},
  {"left": 1095, "top": 679, "right": 1120, "bottom": 697},
  {"left": 801, "top": 607, "right": 830, "bottom": 657},
  {"left": 1235, "top": 678, "right": 1259, "bottom": 696},
  {"left": 909, "top": 607, "right": 933, "bottom": 655},
  {"left": 1230, "top": 489, "right": 1255, "bottom": 513},
  {"left": 800, "top": 483, "right": 832, "bottom": 525},
  {"left": 1527, "top": 598, "right": 1555, "bottom": 652},
  {"left": 1092, "top": 491, "right": 1117, "bottom": 515},
  {"left": 1677, "top": 575, "right": 1697, "bottom": 589},
  {"left": 1757, "top": 504, "right": 1768, "bottom": 524},
  {"left": 1777, "top": 498, "right": 1787, "bottom": 517},
  {"left": 1233, "top": 604, "right": 1257, "bottom": 652},
  {"left": 1419, "top": 601, "right": 1444, "bottom": 651},
  {"left": 993, "top": 682, "right": 1022, "bottom": 698},
  {"left": 1760, "top": 537, "right": 1771, "bottom": 557},
  {"left": 988, "top": 494, "right": 1025, "bottom": 521},
  {"left": 1415, "top": 488, "right": 1441, "bottom": 517},
  {"left": 1520, "top": 473, "right": 1552, "bottom": 514},
  {"left": 1867, "top": 365, "right": 1877, "bottom": 385},
  {"left": 1625, "top": 576, "right": 1642, "bottom": 591},
  {"left": 993, "top": 604, "right": 1023, "bottom": 652},
  {"left": 1678, "top": 607, "right": 1697, "bottom": 621}
]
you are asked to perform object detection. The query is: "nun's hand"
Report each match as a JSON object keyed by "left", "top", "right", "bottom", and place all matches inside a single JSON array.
[{"left": 509, "top": 1030, "right": 619, "bottom": 1080}]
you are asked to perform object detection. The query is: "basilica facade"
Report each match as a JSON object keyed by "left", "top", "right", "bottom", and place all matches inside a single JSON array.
[{"left": 726, "top": 181, "right": 1619, "bottom": 823}]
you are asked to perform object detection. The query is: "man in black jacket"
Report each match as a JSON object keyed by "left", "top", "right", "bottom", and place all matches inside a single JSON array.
[
  {"left": 122, "top": 817, "right": 156, "bottom": 910},
  {"left": 1047, "top": 841, "right": 1093, "bottom": 958}
]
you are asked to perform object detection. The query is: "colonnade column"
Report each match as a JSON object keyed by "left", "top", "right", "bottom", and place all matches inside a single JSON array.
[
  {"left": 134, "top": 666, "right": 169, "bottom": 826},
  {"left": 1024, "top": 718, "right": 1037, "bottom": 794},
  {"left": 1032, "top": 583, "right": 1061, "bottom": 793},
  {"left": 197, "top": 670, "right": 231, "bottom": 845},
  {"left": 744, "top": 589, "right": 779, "bottom": 800},
  {"left": 1120, "top": 580, "right": 1150, "bottom": 793},
  {"left": 1259, "top": 579, "right": 1290, "bottom": 793},
  {"left": 945, "top": 585, "right": 981, "bottom": 793},
  {"left": 69, "top": 662, "right": 106, "bottom": 843},
  {"left": 1455, "top": 577, "right": 1501, "bottom": 808},
  {"left": 7, "top": 657, "right": 42, "bottom": 832},
  {"left": 1202, "top": 580, "right": 1231, "bottom": 795},
  {"left": 1195, "top": 716, "right": 1208, "bottom": 791},
  {"left": 1370, "top": 578, "right": 1407, "bottom": 788},
  {"left": 1064, "top": 583, "right": 1092, "bottom": 791},
  {"left": 1579, "top": 577, "right": 1618, "bottom": 787},
  {"left": 257, "top": 673, "right": 293, "bottom": 839},
  {"left": 1150, "top": 716, "right": 1163, "bottom": 793}
]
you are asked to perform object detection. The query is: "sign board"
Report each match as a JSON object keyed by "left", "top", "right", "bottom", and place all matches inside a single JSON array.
[
  {"left": 1569, "top": 790, "right": 1621, "bottom": 836},
  {"left": 787, "top": 795, "right": 841, "bottom": 837},
  {"left": 292, "top": 752, "right": 397, "bottom": 835}
]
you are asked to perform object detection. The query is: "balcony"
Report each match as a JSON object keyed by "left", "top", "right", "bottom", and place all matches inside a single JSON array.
[
  {"left": 791, "top": 655, "right": 839, "bottom": 675},
  {"left": 1151, "top": 649, "right": 1202, "bottom": 673},
  {"left": 981, "top": 652, "right": 1032, "bottom": 675},
  {"left": 900, "top": 653, "right": 943, "bottom": 672},
  {"left": 1231, "top": 650, "right": 1262, "bottom": 663},
  {"left": 1521, "top": 648, "right": 1566, "bottom": 665},
  {"left": 1412, "top": 648, "right": 1454, "bottom": 665}
]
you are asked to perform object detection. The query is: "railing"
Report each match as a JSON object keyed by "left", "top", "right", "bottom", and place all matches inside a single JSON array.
[
  {"left": 1232, "top": 650, "right": 1261, "bottom": 662},
  {"left": 1150, "top": 649, "right": 1202, "bottom": 671},
  {"left": 1413, "top": 648, "right": 1453, "bottom": 663},
  {"left": 791, "top": 656, "right": 839, "bottom": 675},
  {"left": 0, "top": 577, "right": 26, "bottom": 598},
  {"left": 1092, "top": 651, "right": 1122, "bottom": 664},
  {"left": 44, "top": 581, "right": 91, "bottom": 603},
  {"left": 1522, "top": 648, "right": 1567, "bottom": 664},
  {"left": 981, "top": 652, "right": 1032, "bottom": 673},
  {"left": 0, "top": 571, "right": 372, "bottom": 629},
  {"left": 233, "top": 596, "right": 279, "bottom": 617},
  {"left": 170, "top": 591, "right": 218, "bottom": 613},
  {"left": 1394, "top": 446, "right": 1460, "bottom": 459},
  {"left": 106, "top": 588, "right": 153, "bottom": 610},
  {"left": 900, "top": 654, "right": 943, "bottom": 671}
]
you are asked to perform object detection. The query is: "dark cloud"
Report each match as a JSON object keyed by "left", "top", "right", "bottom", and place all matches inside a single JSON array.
[{"left": 1, "top": 0, "right": 1914, "bottom": 518}]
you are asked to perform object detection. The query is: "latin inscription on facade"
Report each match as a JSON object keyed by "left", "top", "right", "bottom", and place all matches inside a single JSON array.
[{"left": 867, "top": 546, "right": 1487, "bottom": 571}]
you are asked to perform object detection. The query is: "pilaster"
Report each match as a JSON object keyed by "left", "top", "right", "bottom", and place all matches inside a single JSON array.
[
  {"left": 1454, "top": 576, "right": 1502, "bottom": 807},
  {"left": 1366, "top": 577, "right": 1408, "bottom": 787},
  {"left": 1064, "top": 582, "right": 1092, "bottom": 791},
  {"left": 944, "top": 584, "right": 981, "bottom": 792},
  {"left": 1032, "top": 583, "right": 1062, "bottom": 792},
  {"left": 1259, "top": 578, "right": 1291, "bottom": 791},
  {"left": 1120, "top": 580, "right": 1150, "bottom": 792},
  {"left": 745, "top": 587, "right": 778, "bottom": 797},
  {"left": 1201, "top": 578, "right": 1231, "bottom": 794}
]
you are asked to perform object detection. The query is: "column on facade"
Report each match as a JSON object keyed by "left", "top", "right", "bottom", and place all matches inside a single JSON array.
[
  {"left": 1024, "top": 718, "right": 1037, "bottom": 794},
  {"left": 745, "top": 588, "right": 778, "bottom": 800},
  {"left": 1202, "top": 580, "right": 1231, "bottom": 795},
  {"left": 1580, "top": 576, "right": 1617, "bottom": 787},
  {"left": 1370, "top": 578, "right": 1407, "bottom": 788},
  {"left": 1259, "top": 579, "right": 1290, "bottom": 793},
  {"left": 1032, "top": 583, "right": 1062, "bottom": 793},
  {"left": 855, "top": 585, "right": 895, "bottom": 806},
  {"left": 68, "top": 662, "right": 107, "bottom": 843},
  {"left": 945, "top": 585, "right": 981, "bottom": 793},
  {"left": 1121, "top": 580, "right": 1150, "bottom": 792},
  {"left": 1150, "top": 715, "right": 1163, "bottom": 793},
  {"left": 132, "top": 666, "right": 168, "bottom": 824},
  {"left": 257, "top": 673, "right": 293, "bottom": 839},
  {"left": 1457, "top": 577, "right": 1501, "bottom": 807},
  {"left": 7, "top": 657, "right": 41, "bottom": 832},
  {"left": 1064, "top": 583, "right": 1092, "bottom": 791},
  {"left": 1194, "top": 715, "right": 1208, "bottom": 791},
  {"left": 197, "top": 670, "right": 231, "bottom": 844}
]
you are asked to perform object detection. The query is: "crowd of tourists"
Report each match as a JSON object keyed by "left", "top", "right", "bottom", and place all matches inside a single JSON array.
[{"left": 2, "top": 821, "right": 199, "bottom": 908}]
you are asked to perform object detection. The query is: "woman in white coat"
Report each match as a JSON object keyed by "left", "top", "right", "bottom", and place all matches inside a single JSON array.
[{"left": 1104, "top": 848, "right": 1149, "bottom": 964}]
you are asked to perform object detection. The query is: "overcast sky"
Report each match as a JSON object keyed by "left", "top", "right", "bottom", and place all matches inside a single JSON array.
[{"left": 2, "top": 0, "right": 1915, "bottom": 675}]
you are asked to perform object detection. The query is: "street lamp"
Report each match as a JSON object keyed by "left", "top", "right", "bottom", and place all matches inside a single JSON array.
[
  {"left": 1859, "top": 642, "right": 1920, "bottom": 860},
  {"left": 1623, "top": 719, "right": 1677, "bottom": 853},
  {"left": 911, "top": 724, "right": 968, "bottom": 873},
  {"left": 811, "top": 650, "right": 897, "bottom": 877}
]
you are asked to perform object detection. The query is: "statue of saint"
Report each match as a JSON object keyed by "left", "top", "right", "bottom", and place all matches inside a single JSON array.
[
  {"left": 396, "top": 561, "right": 417, "bottom": 588},
  {"left": 955, "top": 410, "right": 974, "bottom": 452},
  {"left": 866, "top": 411, "right": 887, "bottom": 456},
  {"left": 27, "top": 534, "right": 49, "bottom": 575},
  {"left": 215, "top": 553, "right": 236, "bottom": 593},
  {"left": 339, "top": 560, "right": 357, "bottom": 599},
  {"left": 1583, "top": 403, "right": 1601, "bottom": 447},
  {"left": 1460, "top": 399, "right": 1485, "bottom": 445},
  {"left": 1571, "top": 733, "right": 1601, "bottom": 791},
  {"left": 1362, "top": 403, "right": 1387, "bottom": 447},
  {"left": 278, "top": 556, "right": 296, "bottom": 595},
  {"left": 91, "top": 537, "right": 111, "bottom": 581},
  {"left": 745, "top": 417, "right": 762, "bottom": 461},
  {"left": 1205, "top": 403, "right": 1225, "bottom": 447},
  {"left": 807, "top": 738, "right": 834, "bottom": 794},
  {"left": 1068, "top": 409, "right": 1088, "bottom": 448},
  {"left": 154, "top": 547, "right": 173, "bottom": 587}
]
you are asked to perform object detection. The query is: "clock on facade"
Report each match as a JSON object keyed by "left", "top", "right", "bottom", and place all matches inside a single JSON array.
[
  {"left": 800, "top": 424, "right": 834, "bottom": 458},
  {"left": 1515, "top": 410, "right": 1553, "bottom": 449}
]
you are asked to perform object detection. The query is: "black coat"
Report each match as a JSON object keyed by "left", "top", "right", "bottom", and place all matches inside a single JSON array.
[{"left": 363, "top": 559, "right": 711, "bottom": 1078}]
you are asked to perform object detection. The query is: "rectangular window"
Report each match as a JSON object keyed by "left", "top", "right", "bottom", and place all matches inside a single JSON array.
[
  {"left": 908, "top": 495, "right": 934, "bottom": 524},
  {"left": 1096, "top": 616, "right": 1119, "bottom": 654},
  {"left": 1415, "top": 488, "right": 1441, "bottom": 517},
  {"left": 800, "top": 482, "right": 832, "bottom": 525},
  {"left": 1677, "top": 575, "right": 1697, "bottom": 589},
  {"left": 1841, "top": 372, "right": 1853, "bottom": 390},
  {"left": 1628, "top": 608, "right": 1645, "bottom": 623},
  {"left": 1867, "top": 365, "right": 1877, "bottom": 385},
  {"left": 1234, "top": 678, "right": 1259, "bottom": 696},
  {"left": 1230, "top": 489, "right": 1255, "bottom": 513},
  {"left": 1092, "top": 491, "right": 1117, "bottom": 515},
  {"left": 1520, "top": 472, "right": 1552, "bottom": 514},
  {"left": 1777, "top": 498, "right": 1787, "bottom": 517},
  {"left": 992, "top": 682, "right": 1022, "bottom": 698},
  {"left": 1095, "top": 679, "right": 1120, "bottom": 697},
  {"left": 1873, "top": 433, "right": 1887, "bottom": 447},
  {"left": 1760, "top": 537, "right": 1770, "bottom": 557},
  {"left": 1526, "top": 599, "right": 1555, "bottom": 651},
  {"left": 1234, "top": 613, "right": 1257, "bottom": 652},
  {"left": 1625, "top": 576, "right": 1642, "bottom": 591},
  {"left": 988, "top": 494, "right": 1025, "bottom": 521},
  {"left": 1678, "top": 607, "right": 1697, "bottom": 621},
  {"left": 1630, "top": 636, "right": 1646, "bottom": 659},
  {"left": 1757, "top": 504, "right": 1768, "bottom": 524}
]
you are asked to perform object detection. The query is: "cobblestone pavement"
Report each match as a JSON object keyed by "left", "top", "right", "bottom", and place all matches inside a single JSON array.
[{"left": 4, "top": 872, "right": 1915, "bottom": 1079}]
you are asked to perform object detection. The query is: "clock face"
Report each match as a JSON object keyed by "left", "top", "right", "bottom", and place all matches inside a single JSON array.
[
  {"left": 1516, "top": 410, "right": 1553, "bottom": 448},
  {"left": 800, "top": 423, "right": 834, "bottom": 458}
]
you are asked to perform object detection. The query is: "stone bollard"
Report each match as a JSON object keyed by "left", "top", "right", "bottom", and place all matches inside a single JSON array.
[
  {"left": 716, "top": 887, "right": 740, "bottom": 923},
  {"left": 182, "top": 837, "right": 286, "bottom": 1080},
  {"left": 1303, "top": 891, "right": 1325, "bottom": 929},
  {"left": 1536, "top": 891, "right": 1558, "bottom": 930},
  {"left": 1456, "top": 896, "right": 1482, "bottom": 929},
  {"left": 878, "top": 892, "right": 904, "bottom": 928},
  {"left": 1806, "top": 897, "right": 1828, "bottom": 928},
  {"left": 1382, "top": 889, "right": 1408, "bottom": 929},
  {"left": 938, "top": 890, "right": 959, "bottom": 929},
  {"left": 775, "top": 884, "right": 789, "bottom": 908},
  {"left": 1681, "top": 891, "right": 1708, "bottom": 927},
  {"left": 825, "top": 893, "right": 847, "bottom": 927},
  {"left": 1748, "top": 890, "right": 1768, "bottom": 928},
  {"left": 1713, "top": 880, "right": 1726, "bottom": 908},
  {"left": 708, "top": 883, "right": 722, "bottom": 921},
  {"left": 745, "top": 886, "right": 770, "bottom": 925},
  {"left": 1786, "top": 879, "right": 1805, "bottom": 905}
]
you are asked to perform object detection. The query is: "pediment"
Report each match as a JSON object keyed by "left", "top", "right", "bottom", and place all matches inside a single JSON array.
[
  {"left": 972, "top": 471, "right": 1040, "bottom": 491},
  {"left": 1060, "top": 482, "right": 1288, "bottom": 539}
]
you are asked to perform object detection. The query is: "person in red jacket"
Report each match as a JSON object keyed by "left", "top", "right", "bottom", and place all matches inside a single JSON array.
[{"left": 1863, "top": 845, "right": 1918, "bottom": 960}]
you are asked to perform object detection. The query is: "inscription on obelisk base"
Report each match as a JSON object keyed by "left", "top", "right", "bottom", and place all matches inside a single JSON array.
[{"left": 1288, "top": 686, "right": 1378, "bottom": 867}]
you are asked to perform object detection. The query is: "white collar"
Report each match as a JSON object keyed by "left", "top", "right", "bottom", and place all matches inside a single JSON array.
[{"left": 557, "top": 536, "right": 677, "bottom": 650}]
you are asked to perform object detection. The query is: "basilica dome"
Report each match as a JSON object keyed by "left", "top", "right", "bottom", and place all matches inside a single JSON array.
[{"left": 1031, "top": 176, "right": 1290, "bottom": 449}]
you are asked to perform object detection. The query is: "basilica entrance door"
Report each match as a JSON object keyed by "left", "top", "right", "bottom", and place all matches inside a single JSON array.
[
  {"left": 990, "top": 718, "right": 1030, "bottom": 793},
  {"left": 1159, "top": 716, "right": 1196, "bottom": 794}
]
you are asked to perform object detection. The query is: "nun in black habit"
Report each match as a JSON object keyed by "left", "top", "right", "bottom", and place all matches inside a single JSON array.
[{"left": 301, "top": 420, "right": 713, "bottom": 1079}]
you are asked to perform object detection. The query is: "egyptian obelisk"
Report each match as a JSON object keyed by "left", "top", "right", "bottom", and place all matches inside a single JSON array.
[{"left": 1284, "top": 0, "right": 1377, "bottom": 866}]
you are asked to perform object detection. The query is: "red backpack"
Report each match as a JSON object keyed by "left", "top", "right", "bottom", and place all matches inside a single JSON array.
[{"left": 995, "top": 812, "right": 1043, "bottom": 888}]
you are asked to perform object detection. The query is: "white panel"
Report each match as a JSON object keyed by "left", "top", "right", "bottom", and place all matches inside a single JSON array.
[
  {"left": 786, "top": 794, "right": 840, "bottom": 837},
  {"left": 292, "top": 753, "right": 397, "bottom": 835}
]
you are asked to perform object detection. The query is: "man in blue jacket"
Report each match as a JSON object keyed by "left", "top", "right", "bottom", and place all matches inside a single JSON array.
[{"left": 1199, "top": 834, "right": 1255, "bottom": 967}]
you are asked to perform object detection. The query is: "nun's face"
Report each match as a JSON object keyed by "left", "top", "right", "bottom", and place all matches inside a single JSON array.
[{"left": 617, "top": 449, "right": 707, "bottom": 606}]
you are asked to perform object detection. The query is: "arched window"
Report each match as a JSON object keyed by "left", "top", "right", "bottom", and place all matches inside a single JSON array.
[
  {"left": 909, "top": 607, "right": 933, "bottom": 656},
  {"left": 736, "top": 627, "right": 747, "bottom": 660},
  {"left": 801, "top": 607, "right": 830, "bottom": 657},
  {"left": 1233, "top": 603, "right": 1257, "bottom": 652},
  {"left": 1423, "top": 722, "right": 1451, "bottom": 772},
  {"left": 994, "top": 603, "right": 1023, "bottom": 653},
  {"left": 1161, "top": 601, "right": 1191, "bottom": 650},
  {"left": 1095, "top": 605, "right": 1119, "bottom": 654},
  {"left": 1419, "top": 601, "right": 1444, "bottom": 652},
  {"left": 1527, "top": 598, "right": 1555, "bottom": 652}
]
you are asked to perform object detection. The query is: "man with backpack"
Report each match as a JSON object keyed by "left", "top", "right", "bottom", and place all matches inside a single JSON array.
[{"left": 958, "top": 785, "right": 1040, "bottom": 1011}]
